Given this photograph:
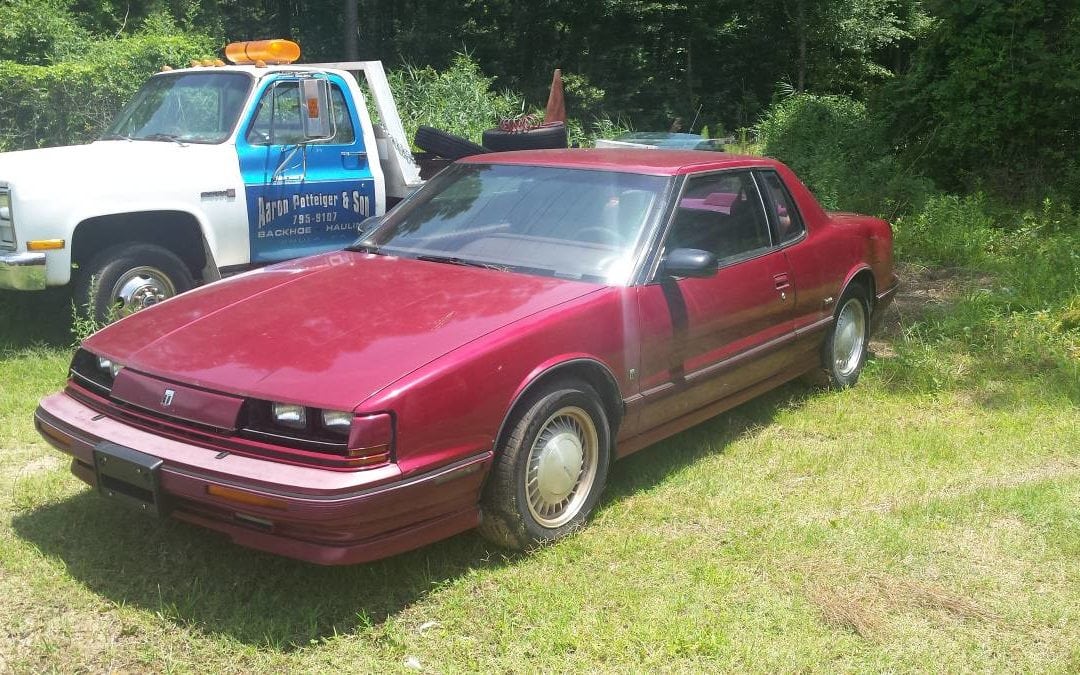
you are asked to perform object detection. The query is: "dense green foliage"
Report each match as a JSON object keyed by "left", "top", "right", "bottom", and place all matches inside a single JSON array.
[
  {"left": 0, "top": 28, "right": 214, "bottom": 150},
  {"left": 758, "top": 93, "right": 930, "bottom": 217},
  {"left": 881, "top": 0, "right": 1080, "bottom": 200},
  {"left": 384, "top": 54, "right": 523, "bottom": 147},
  {"left": 1, "top": 0, "right": 1079, "bottom": 207}
]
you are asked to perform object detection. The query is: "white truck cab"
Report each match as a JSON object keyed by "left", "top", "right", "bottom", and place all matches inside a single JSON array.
[{"left": 0, "top": 40, "right": 423, "bottom": 320}]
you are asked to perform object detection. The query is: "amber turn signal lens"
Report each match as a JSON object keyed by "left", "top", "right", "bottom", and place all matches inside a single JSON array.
[
  {"left": 26, "top": 239, "right": 65, "bottom": 251},
  {"left": 225, "top": 39, "right": 301, "bottom": 65},
  {"left": 206, "top": 484, "right": 288, "bottom": 510}
]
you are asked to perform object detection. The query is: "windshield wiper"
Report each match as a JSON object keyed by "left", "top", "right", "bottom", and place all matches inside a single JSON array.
[
  {"left": 415, "top": 254, "right": 509, "bottom": 272},
  {"left": 143, "top": 133, "right": 188, "bottom": 146},
  {"left": 100, "top": 133, "right": 132, "bottom": 141}
]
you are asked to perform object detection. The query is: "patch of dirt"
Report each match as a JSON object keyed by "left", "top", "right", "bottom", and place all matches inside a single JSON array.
[
  {"left": 801, "top": 562, "right": 1004, "bottom": 640},
  {"left": 869, "top": 262, "right": 997, "bottom": 357}
]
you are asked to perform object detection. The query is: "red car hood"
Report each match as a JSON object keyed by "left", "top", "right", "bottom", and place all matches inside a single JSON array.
[{"left": 84, "top": 252, "right": 602, "bottom": 409}]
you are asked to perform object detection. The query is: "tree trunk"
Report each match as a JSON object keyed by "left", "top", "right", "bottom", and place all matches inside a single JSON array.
[
  {"left": 797, "top": 0, "right": 807, "bottom": 92},
  {"left": 344, "top": 0, "right": 359, "bottom": 60}
]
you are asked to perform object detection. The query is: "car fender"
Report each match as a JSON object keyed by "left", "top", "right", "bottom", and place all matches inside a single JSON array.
[
  {"left": 494, "top": 354, "right": 624, "bottom": 454},
  {"left": 837, "top": 262, "right": 877, "bottom": 309}
]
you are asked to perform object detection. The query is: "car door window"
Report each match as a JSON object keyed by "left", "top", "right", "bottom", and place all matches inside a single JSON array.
[
  {"left": 757, "top": 171, "right": 805, "bottom": 244},
  {"left": 246, "top": 81, "right": 355, "bottom": 146},
  {"left": 665, "top": 172, "right": 772, "bottom": 264}
]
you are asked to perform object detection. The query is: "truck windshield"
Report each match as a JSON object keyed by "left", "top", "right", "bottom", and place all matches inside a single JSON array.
[
  {"left": 102, "top": 72, "right": 252, "bottom": 144},
  {"left": 360, "top": 163, "right": 670, "bottom": 285}
]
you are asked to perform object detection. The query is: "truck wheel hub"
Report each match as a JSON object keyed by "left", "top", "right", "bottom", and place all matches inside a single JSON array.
[{"left": 112, "top": 266, "right": 176, "bottom": 316}]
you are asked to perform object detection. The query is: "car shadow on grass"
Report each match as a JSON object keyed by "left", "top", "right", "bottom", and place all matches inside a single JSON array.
[
  {"left": 603, "top": 380, "right": 816, "bottom": 502},
  {"left": 12, "top": 381, "right": 819, "bottom": 651},
  {"left": 0, "top": 288, "right": 75, "bottom": 351},
  {"left": 12, "top": 488, "right": 518, "bottom": 650}
]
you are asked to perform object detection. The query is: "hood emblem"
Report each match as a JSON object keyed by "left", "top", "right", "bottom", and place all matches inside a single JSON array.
[{"left": 162, "top": 389, "right": 175, "bottom": 407}]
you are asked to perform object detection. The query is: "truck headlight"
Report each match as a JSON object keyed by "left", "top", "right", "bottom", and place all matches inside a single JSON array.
[{"left": 0, "top": 190, "right": 13, "bottom": 249}]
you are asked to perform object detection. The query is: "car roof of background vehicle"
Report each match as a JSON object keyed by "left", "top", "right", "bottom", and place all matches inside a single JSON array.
[{"left": 462, "top": 148, "right": 781, "bottom": 176}]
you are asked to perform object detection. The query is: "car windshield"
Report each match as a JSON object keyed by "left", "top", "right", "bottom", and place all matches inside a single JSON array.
[
  {"left": 361, "top": 163, "right": 670, "bottom": 284},
  {"left": 102, "top": 72, "right": 252, "bottom": 144}
]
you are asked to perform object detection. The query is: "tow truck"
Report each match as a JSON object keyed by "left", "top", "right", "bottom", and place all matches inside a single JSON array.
[{"left": 0, "top": 39, "right": 424, "bottom": 320}]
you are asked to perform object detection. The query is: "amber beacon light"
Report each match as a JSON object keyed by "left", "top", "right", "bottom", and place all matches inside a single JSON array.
[{"left": 224, "top": 39, "right": 301, "bottom": 65}]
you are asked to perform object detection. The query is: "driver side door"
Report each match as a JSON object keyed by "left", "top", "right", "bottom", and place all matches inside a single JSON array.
[
  {"left": 237, "top": 75, "right": 376, "bottom": 264},
  {"left": 633, "top": 170, "right": 798, "bottom": 431}
]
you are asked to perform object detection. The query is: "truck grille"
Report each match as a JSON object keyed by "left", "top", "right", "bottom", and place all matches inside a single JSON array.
[{"left": 0, "top": 188, "right": 13, "bottom": 250}]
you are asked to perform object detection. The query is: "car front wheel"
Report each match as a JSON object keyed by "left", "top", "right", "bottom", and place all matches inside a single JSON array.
[
  {"left": 479, "top": 380, "right": 611, "bottom": 549},
  {"left": 822, "top": 284, "right": 870, "bottom": 388}
]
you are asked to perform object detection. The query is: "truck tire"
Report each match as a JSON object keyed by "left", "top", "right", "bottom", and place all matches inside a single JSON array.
[
  {"left": 482, "top": 124, "right": 568, "bottom": 152},
  {"left": 413, "top": 126, "right": 489, "bottom": 160},
  {"left": 76, "top": 243, "right": 195, "bottom": 323}
]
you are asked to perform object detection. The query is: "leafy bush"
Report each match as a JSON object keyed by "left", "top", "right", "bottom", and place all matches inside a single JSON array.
[
  {"left": 0, "top": 20, "right": 214, "bottom": 150},
  {"left": 385, "top": 53, "right": 524, "bottom": 147},
  {"left": 757, "top": 93, "right": 932, "bottom": 218},
  {"left": 0, "top": 0, "right": 91, "bottom": 65},
  {"left": 893, "top": 193, "right": 999, "bottom": 267}
]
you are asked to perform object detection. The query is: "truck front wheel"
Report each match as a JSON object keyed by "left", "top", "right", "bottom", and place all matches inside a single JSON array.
[{"left": 76, "top": 243, "right": 195, "bottom": 322}]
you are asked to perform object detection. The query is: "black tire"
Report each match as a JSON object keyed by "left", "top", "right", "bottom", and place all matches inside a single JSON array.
[
  {"left": 479, "top": 379, "right": 611, "bottom": 550},
  {"left": 820, "top": 283, "right": 871, "bottom": 388},
  {"left": 482, "top": 123, "right": 568, "bottom": 152},
  {"left": 413, "top": 126, "right": 489, "bottom": 160},
  {"left": 75, "top": 243, "right": 195, "bottom": 323}
]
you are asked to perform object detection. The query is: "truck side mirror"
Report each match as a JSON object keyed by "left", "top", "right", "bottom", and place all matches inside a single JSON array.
[{"left": 300, "top": 78, "right": 333, "bottom": 142}]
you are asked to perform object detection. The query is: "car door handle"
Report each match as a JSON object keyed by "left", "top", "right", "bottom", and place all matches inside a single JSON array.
[
  {"left": 342, "top": 151, "right": 367, "bottom": 159},
  {"left": 774, "top": 273, "right": 791, "bottom": 301}
]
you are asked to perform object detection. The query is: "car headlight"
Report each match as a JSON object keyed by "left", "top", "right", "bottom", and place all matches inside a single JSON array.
[
  {"left": 271, "top": 402, "right": 307, "bottom": 429},
  {"left": 97, "top": 356, "right": 123, "bottom": 378},
  {"left": 241, "top": 400, "right": 392, "bottom": 467},
  {"left": 320, "top": 409, "right": 353, "bottom": 435},
  {"left": 69, "top": 348, "right": 119, "bottom": 394},
  {"left": 0, "top": 191, "right": 10, "bottom": 220}
]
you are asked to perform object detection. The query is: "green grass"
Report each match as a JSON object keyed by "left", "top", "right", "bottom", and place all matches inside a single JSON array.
[{"left": 1, "top": 260, "right": 1078, "bottom": 671}]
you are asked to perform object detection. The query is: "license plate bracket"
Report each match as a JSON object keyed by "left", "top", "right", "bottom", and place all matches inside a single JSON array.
[{"left": 93, "top": 442, "right": 168, "bottom": 516}]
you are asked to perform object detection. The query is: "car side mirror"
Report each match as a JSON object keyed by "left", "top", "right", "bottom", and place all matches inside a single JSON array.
[{"left": 660, "top": 248, "right": 717, "bottom": 278}]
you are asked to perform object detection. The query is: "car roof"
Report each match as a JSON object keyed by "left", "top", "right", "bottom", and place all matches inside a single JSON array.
[{"left": 461, "top": 148, "right": 781, "bottom": 176}]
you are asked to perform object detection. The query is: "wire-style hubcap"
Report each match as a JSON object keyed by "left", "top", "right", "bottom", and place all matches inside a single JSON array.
[
  {"left": 111, "top": 266, "right": 176, "bottom": 316},
  {"left": 525, "top": 406, "right": 599, "bottom": 528},
  {"left": 833, "top": 297, "right": 867, "bottom": 377}
]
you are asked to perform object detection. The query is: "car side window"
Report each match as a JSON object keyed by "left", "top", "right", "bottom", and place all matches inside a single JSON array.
[
  {"left": 757, "top": 171, "right": 805, "bottom": 244},
  {"left": 665, "top": 171, "right": 771, "bottom": 264},
  {"left": 246, "top": 81, "right": 355, "bottom": 146}
]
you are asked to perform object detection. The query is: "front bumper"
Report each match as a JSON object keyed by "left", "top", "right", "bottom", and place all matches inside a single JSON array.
[
  {"left": 35, "top": 392, "right": 491, "bottom": 565},
  {"left": 0, "top": 251, "right": 46, "bottom": 290}
]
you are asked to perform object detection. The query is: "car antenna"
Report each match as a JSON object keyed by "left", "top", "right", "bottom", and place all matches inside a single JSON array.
[{"left": 689, "top": 104, "right": 702, "bottom": 134}]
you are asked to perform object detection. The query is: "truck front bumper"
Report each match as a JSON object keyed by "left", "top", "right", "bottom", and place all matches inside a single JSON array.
[{"left": 0, "top": 251, "right": 46, "bottom": 290}]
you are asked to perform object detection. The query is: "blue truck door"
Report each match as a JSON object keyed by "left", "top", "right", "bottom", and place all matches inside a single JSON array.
[{"left": 237, "top": 74, "right": 376, "bottom": 264}]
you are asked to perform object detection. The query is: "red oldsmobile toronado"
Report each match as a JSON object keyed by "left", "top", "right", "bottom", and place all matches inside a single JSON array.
[{"left": 35, "top": 149, "right": 897, "bottom": 565}]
